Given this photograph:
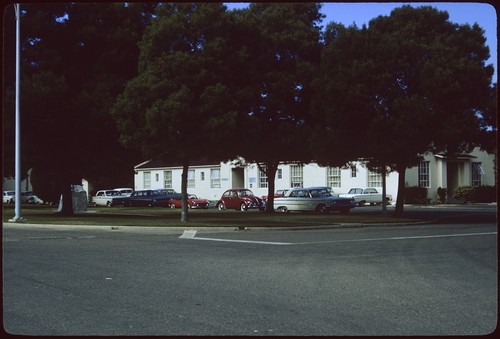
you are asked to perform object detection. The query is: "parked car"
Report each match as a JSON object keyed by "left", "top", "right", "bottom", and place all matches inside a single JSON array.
[
  {"left": 91, "top": 190, "right": 126, "bottom": 207},
  {"left": 262, "top": 189, "right": 289, "bottom": 202},
  {"left": 338, "top": 187, "right": 392, "bottom": 206},
  {"left": 122, "top": 189, "right": 172, "bottom": 207},
  {"left": 20, "top": 191, "right": 44, "bottom": 204},
  {"left": 274, "top": 186, "right": 355, "bottom": 213},
  {"left": 169, "top": 194, "right": 209, "bottom": 209},
  {"left": 113, "top": 188, "right": 133, "bottom": 197},
  {"left": 3, "top": 191, "right": 15, "bottom": 204},
  {"left": 3, "top": 191, "right": 44, "bottom": 204},
  {"left": 157, "top": 188, "right": 183, "bottom": 200},
  {"left": 216, "top": 188, "right": 266, "bottom": 211}
]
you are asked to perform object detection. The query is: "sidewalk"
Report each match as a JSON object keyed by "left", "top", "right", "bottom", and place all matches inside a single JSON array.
[{"left": 3, "top": 217, "right": 437, "bottom": 234}]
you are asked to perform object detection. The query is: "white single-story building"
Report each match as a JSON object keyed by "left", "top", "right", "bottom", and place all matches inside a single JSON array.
[{"left": 133, "top": 147, "right": 496, "bottom": 203}]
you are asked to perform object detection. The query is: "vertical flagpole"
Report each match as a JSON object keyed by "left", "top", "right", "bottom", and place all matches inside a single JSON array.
[{"left": 10, "top": 3, "right": 23, "bottom": 222}]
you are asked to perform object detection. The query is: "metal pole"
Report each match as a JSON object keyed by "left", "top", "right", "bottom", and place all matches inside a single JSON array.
[{"left": 10, "top": 3, "right": 23, "bottom": 222}]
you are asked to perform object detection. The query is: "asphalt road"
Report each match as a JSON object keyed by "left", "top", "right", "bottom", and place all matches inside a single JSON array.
[{"left": 2, "top": 205, "right": 497, "bottom": 336}]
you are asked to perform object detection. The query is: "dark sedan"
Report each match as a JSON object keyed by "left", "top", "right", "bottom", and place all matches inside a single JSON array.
[{"left": 122, "top": 190, "right": 172, "bottom": 207}]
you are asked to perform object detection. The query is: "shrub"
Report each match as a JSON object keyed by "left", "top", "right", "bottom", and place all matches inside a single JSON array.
[
  {"left": 405, "top": 186, "right": 429, "bottom": 204},
  {"left": 437, "top": 187, "right": 447, "bottom": 203},
  {"left": 453, "top": 186, "right": 475, "bottom": 203},
  {"left": 453, "top": 185, "right": 496, "bottom": 203}
]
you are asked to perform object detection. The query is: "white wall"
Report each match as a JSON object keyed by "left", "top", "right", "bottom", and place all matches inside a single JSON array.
[{"left": 133, "top": 149, "right": 495, "bottom": 203}]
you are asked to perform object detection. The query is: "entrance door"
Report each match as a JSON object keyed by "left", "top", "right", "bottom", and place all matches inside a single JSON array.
[
  {"left": 231, "top": 168, "right": 244, "bottom": 188},
  {"left": 446, "top": 162, "right": 460, "bottom": 202}
]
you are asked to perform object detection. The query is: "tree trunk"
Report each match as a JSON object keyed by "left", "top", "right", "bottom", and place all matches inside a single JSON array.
[
  {"left": 381, "top": 165, "right": 388, "bottom": 214},
  {"left": 181, "top": 162, "right": 189, "bottom": 222},
  {"left": 263, "top": 162, "right": 278, "bottom": 213},
  {"left": 394, "top": 165, "right": 407, "bottom": 217}
]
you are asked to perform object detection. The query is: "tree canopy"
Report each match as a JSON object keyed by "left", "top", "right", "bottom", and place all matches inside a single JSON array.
[
  {"left": 233, "top": 3, "right": 325, "bottom": 212},
  {"left": 315, "top": 5, "right": 495, "bottom": 216},
  {"left": 111, "top": 3, "right": 244, "bottom": 220},
  {"left": 3, "top": 3, "right": 155, "bottom": 212}
]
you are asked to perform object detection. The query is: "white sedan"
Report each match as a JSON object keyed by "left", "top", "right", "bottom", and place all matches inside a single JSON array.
[{"left": 274, "top": 187, "right": 356, "bottom": 213}]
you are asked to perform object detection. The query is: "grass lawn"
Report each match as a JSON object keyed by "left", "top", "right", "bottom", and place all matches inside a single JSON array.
[{"left": 2, "top": 205, "right": 424, "bottom": 228}]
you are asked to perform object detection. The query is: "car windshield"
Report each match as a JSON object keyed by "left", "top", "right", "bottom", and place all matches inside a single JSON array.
[
  {"left": 238, "top": 190, "right": 253, "bottom": 197},
  {"left": 309, "top": 189, "right": 332, "bottom": 198}
]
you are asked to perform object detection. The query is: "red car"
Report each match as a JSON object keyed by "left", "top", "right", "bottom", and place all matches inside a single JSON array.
[
  {"left": 261, "top": 189, "right": 289, "bottom": 202},
  {"left": 216, "top": 188, "right": 265, "bottom": 211},
  {"left": 169, "top": 194, "right": 209, "bottom": 209}
]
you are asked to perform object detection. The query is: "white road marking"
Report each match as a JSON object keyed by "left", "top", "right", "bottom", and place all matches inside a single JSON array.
[
  {"left": 180, "top": 230, "right": 292, "bottom": 245},
  {"left": 296, "top": 232, "right": 497, "bottom": 245},
  {"left": 180, "top": 230, "right": 496, "bottom": 246}
]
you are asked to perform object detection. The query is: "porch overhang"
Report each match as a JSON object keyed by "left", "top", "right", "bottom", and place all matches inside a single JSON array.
[{"left": 434, "top": 154, "right": 476, "bottom": 161}]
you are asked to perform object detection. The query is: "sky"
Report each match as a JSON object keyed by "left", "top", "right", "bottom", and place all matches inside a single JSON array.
[{"left": 225, "top": 2, "right": 497, "bottom": 83}]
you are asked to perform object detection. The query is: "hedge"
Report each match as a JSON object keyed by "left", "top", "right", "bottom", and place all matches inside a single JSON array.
[{"left": 453, "top": 185, "right": 497, "bottom": 203}]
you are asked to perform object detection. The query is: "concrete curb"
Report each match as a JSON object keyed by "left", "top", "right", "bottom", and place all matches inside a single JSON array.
[{"left": 3, "top": 219, "right": 437, "bottom": 234}]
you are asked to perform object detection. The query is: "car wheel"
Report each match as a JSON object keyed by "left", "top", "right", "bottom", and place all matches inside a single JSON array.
[
  {"left": 106, "top": 201, "right": 112, "bottom": 207},
  {"left": 358, "top": 200, "right": 366, "bottom": 207},
  {"left": 170, "top": 203, "right": 176, "bottom": 209},
  {"left": 217, "top": 203, "right": 225, "bottom": 211},
  {"left": 240, "top": 203, "right": 248, "bottom": 211},
  {"left": 316, "top": 204, "right": 328, "bottom": 213},
  {"left": 277, "top": 206, "right": 288, "bottom": 213}
]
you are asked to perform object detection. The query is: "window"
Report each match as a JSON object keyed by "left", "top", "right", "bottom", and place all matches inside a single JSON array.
[
  {"left": 163, "top": 171, "right": 172, "bottom": 188},
  {"left": 143, "top": 171, "right": 151, "bottom": 188},
  {"left": 259, "top": 166, "right": 268, "bottom": 188},
  {"left": 187, "top": 170, "right": 195, "bottom": 188},
  {"left": 290, "top": 165, "right": 303, "bottom": 187},
  {"left": 418, "top": 161, "right": 430, "bottom": 188},
  {"left": 472, "top": 162, "right": 483, "bottom": 187},
  {"left": 277, "top": 168, "right": 282, "bottom": 179},
  {"left": 211, "top": 168, "right": 221, "bottom": 188},
  {"left": 351, "top": 166, "right": 357, "bottom": 178},
  {"left": 326, "top": 167, "right": 341, "bottom": 188},
  {"left": 200, "top": 172, "right": 205, "bottom": 181},
  {"left": 290, "top": 189, "right": 309, "bottom": 198},
  {"left": 367, "top": 170, "right": 382, "bottom": 187},
  {"left": 155, "top": 173, "right": 159, "bottom": 182}
]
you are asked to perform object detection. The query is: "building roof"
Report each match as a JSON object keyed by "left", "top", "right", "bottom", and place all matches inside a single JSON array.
[{"left": 135, "top": 154, "right": 221, "bottom": 170}]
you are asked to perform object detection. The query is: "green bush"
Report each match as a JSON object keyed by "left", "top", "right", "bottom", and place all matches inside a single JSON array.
[
  {"left": 405, "top": 186, "right": 429, "bottom": 204},
  {"left": 453, "top": 186, "right": 475, "bottom": 203},
  {"left": 454, "top": 185, "right": 497, "bottom": 203}
]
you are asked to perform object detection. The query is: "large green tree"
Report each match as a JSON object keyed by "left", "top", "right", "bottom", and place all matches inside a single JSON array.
[
  {"left": 317, "top": 6, "right": 495, "bottom": 216},
  {"left": 235, "top": 3, "right": 324, "bottom": 212},
  {"left": 3, "top": 3, "right": 155, "bottom": 213},
  {"left": 111, "top": 3, "right": 243, "bottom": 221}
]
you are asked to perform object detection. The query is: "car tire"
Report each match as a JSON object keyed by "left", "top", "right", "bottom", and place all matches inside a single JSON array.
[
  {"left": 107, "top": 201, "right": 112, "bottom": 207},
  {"left": 358, "top": 200, "right": 366, "bottom": 207},
  {"left": 240, "top": 203, "right": 248, "bottom": 211},
  {"left": 316, "top": 204, "right": 328, "bottom": 213},
  {"left": 217, "top": 203, "right": 225, "bottom": 211},
  {"left": 170, "top": 203, "right": 176, "bottom": 209},
  {"left": 277, "top": 206, "right": 288, "bottom": 213}
]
